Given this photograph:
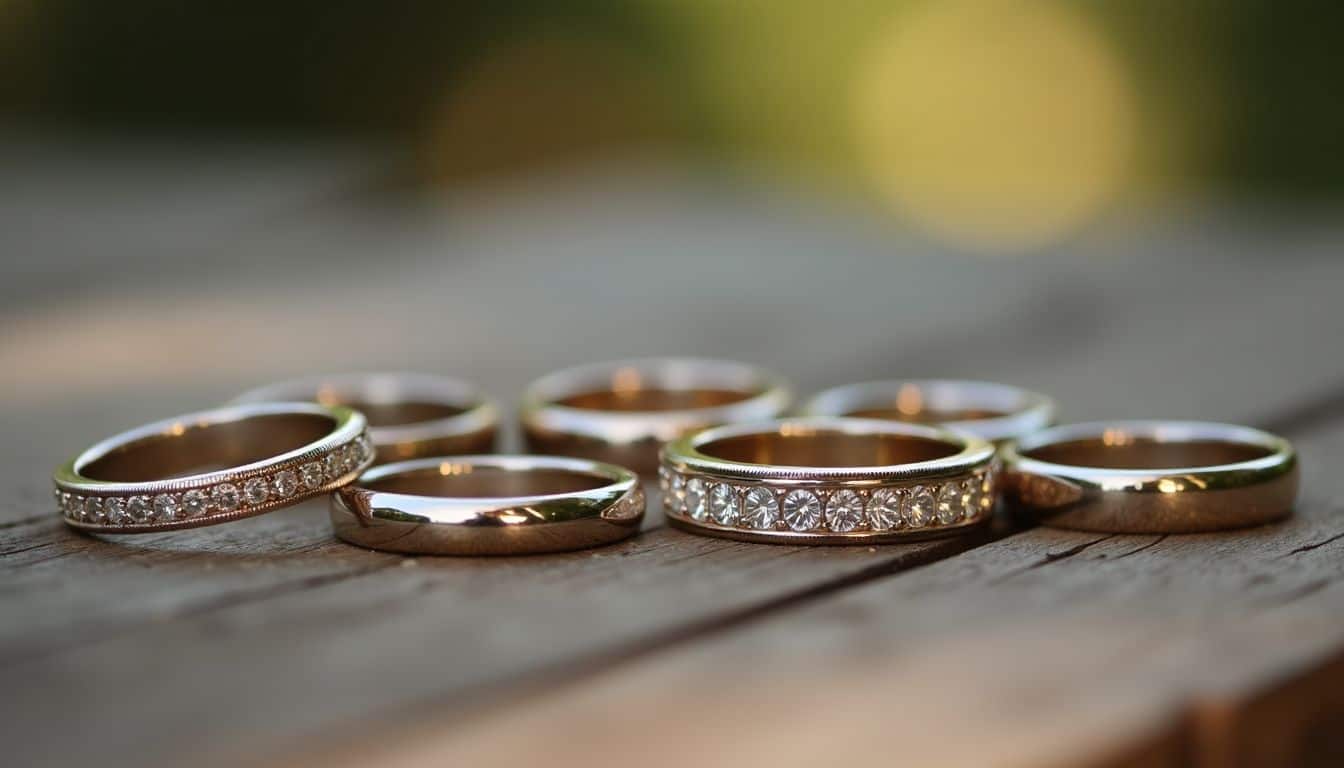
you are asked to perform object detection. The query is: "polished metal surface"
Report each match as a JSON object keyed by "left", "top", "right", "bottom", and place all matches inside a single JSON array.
[
  {"left": 234, "top": 372, "right": 498, "bottom": 463},
  {"left": 331, "top": 454, "right": 645, "bottom": 555},
  {"left": 54, "top": 402, "right": 372, "bottom": 533},
  {"left": 1002, "top": 420, "right": 1298, "bottom": 533},
  {"left": 661, "top": 417, "right": 997, "bottom": 545},
  {"left": 802, "top": 379, "right": 1055, "bottom": 444},
  {"left": 520, "top": 358, "right": 792, "bottom": 475}
]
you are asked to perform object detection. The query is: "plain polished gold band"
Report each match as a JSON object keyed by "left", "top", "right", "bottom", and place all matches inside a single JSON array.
[
  {"left": 54, "top": 402, "right": 373, "bottom": 533},
  {"left": 233, "top": 372, "right": 498, "bottom": 463},
  {"left": 1002, "top": 420, "right": 1298, "bottom": 533},
  {"left": 330, "top": 455, "right": 645, "bottom": 555},
  {"left": 802, "top": 379, "right": 1055, "bottom": 444},
  {"left": 521, "top": 358, "right": 792, "bottom": 475},
  {"left": 661, "top": 418, "right": 997, "bottom": 545}
]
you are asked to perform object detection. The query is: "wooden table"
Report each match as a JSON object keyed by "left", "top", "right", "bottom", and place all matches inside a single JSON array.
[{"left": 4, "top": 144, "right": 1343, "bottom": 767}]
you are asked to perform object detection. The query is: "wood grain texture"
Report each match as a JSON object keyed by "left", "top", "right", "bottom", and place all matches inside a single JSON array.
[
  {"left": 3, "top": 158, "right": 1344, "bottom": 767},
  {"left": 347, "top": 417, "right": 1344, "bottom": 768}
]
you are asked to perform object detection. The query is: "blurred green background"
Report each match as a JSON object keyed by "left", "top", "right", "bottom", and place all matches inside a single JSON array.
[{"left": 2, "top": 0, "right": 1340, "bottom": 249}]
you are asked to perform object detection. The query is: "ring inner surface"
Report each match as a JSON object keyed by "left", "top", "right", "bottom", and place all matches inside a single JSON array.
[
  {"left": 82, "top": 413, "right": 337, "bottom": 482},
  {"left": 328, "top": 400, "right": 466, "bottom": 427},
  {"left": 698, "top": 430, "right": 958, "bottom": 468},
  {"left": 1023, "top": 437, "right": 1273, "bottom": 470},
  {"left": 367, "top": 466, "right": 610, "bottom": 497},
  {"left": 845, "top": 406, "right": 1009, "bottom": 423},
  {"left": 557, "top": 387, "right": 755, "bottom": 412}
]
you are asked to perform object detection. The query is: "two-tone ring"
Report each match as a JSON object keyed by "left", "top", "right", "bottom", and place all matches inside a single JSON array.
[
  {"left": 803, "top": 379, "right": 1055, "bottom": 443},
  {"left": 660, "top": 418, "right": 997, "bottom": 545},
  {"left": 330, "top": 455, "right": 645, "bottom": 555},
  {"left": 1003, "top": 420, "right": 1298, "bottom": 533},
  {"left": 54, "top": 402, "right": 374, "bottom": 533},
  {"left": 521, "top": 358, "right": 792, "bottom": 475},
  {"left": 234, "top": 372, "right": 498, "bottom": 463}
]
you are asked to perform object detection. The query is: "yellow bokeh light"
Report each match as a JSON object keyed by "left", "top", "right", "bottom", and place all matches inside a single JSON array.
[{"left": 853, "top": 0, "right": 1134, "bottom": 252}]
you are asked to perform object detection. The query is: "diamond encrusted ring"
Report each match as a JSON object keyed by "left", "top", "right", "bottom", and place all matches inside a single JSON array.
[
  {"left": 233, "top": 372, "right": 499, "bottom": 463},
  {"left": 660, "top": 418, "right": 998, "bottom": 545},
  {"left": 802, "top": 379, "right": 1055, "bottom": 444},
  {"left": 53, "top": 402, "right": 373, "bottom": 534}
]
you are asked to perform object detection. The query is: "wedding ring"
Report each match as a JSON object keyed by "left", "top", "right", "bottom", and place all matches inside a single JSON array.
[
  {"left": 330, "top": 455, "right": 645, "bottom": 555},
  {"left": 234, "top": 373, "right": 498, "bottom": 463},
  {"left": 802, "top": 379, "right": 1055, "bottom": 443},
  {"left": 521, "top": 358, "right": 792, "bottom": 474},
  {"left": 1002, "top": 421, "right": 1298, "bottom": 533},
  {"left": 660, "top": 418, "right": 997, "bottom": 545},
  {"left": 54, "top": 402, "right": 373, "bottom": 534}
]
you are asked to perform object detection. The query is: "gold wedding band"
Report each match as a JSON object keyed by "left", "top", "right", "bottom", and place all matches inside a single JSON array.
[
  {"left": 330, "top": 455, "right": 645, "bottom": 555},
  {"left": 521, "top": 358, "right": 792, "bottom": 475},
  {"left": 803, "top": 379, "right": 1055, "bottom": 443},
  {"left": 1002, "top": 420, "right": 1298, "bottom": 533},
  {"left": 661, "top": 418, "right": 997, "bottom": 545},
  {"left": 54, "top": 402, "right": 373, "bottom": 533},
  {"left": 234, "top": 372, "right": 498, "bottom": 463}
]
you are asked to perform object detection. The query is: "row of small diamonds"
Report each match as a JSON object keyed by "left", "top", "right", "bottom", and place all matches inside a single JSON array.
[
  {"left": 658, "top": 465, "right": 995, "bottom": 533},
  {"left": 57, "top": 433, "right": 374, "bottom": 526}
]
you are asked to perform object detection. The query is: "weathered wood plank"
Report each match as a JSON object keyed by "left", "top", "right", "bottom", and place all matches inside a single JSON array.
[
  {"left": 3, "top": 166, "right": 1344, "bottom": 766},
  {"left": 344, "top": 416, "right": 1344, "bottom": 768}
]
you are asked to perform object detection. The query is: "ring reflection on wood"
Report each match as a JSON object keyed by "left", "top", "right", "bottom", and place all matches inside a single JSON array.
[
  {"left": 331, "top": 455, "right": 644, "bottom": 555},
  {"left": 1002, "top": 420, "right": 1298, "bottom": 533},
  {"left": 520, "top": 358, "right": 792, "bottom": 476}
]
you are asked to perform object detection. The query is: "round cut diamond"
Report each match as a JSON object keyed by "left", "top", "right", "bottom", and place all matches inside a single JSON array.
[
  {"left": 324, "top": 451, "right": 344, "bottom": 480},
  {"left": 83, "top": 496, "right": 104, "bottom": 523},
  {"left": 658, "top": 465, "right": 672, "bottom": 493},
  {"left": 104, "top": 497, "right": 128, "bottom": 524},
  {"left": 212, "top": 484, "right": 241, "bottom": 513},
  {"left": 244, "top": 477, "right": 270, "bottom": 506},
  {"left": 936, "top": 483, "right": 965, "bottom": 525},
  {"left": 740, "top": 487, "right": 780, "bottom": 530},
  {"left": 867, "top": 488, "right": 903, "bottom": 530},
  {"left": 301, "top": 462, "right": 324, "bottom": 490},
  {"left": 962, "top": 478, "right": 982, "bottom": 519},
  {"left": 826, "top": 490, "right": 865, "bottom": 532},
  {"left": 181, "top": 489, "right": 209, "bottom": 518},
  {"left": 273, "top": 470, "right": 299, "bottom": 498},
  {"left": 152, "top": 494, "right": 179, "bottom": 522},
  {"left": 708, "top": 484, "right": 737, "bottom": 525},
  {"left": 62, "top": 494, "right": 80, "bottom": 519},
  {"left": 127, "top": 495, "right": 153, "bottom": 523},
  {"left": 685, "top": 477, "right": 708, "bottom": 520},
  {"left": 781, "top": 489, "right": 822, "bottom": 531},
  {"left": 666, "top": 473, "right": 686, "bottom": 513},
  {"left": 904, "top": 486, "right": 935, "bottom": 528}
]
